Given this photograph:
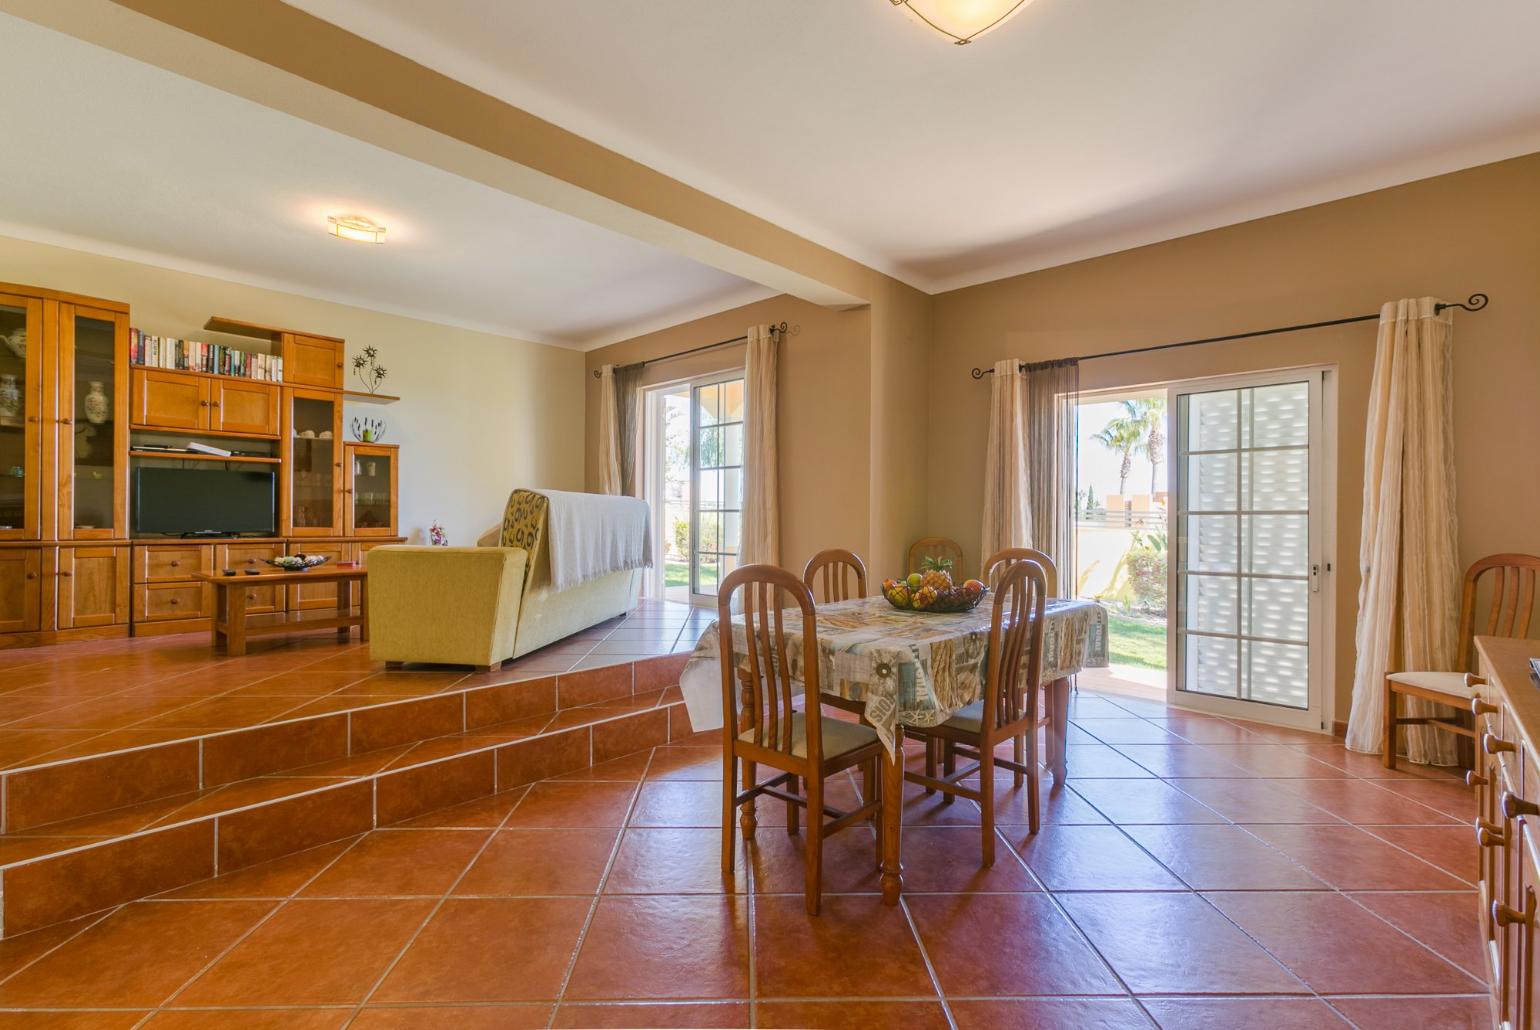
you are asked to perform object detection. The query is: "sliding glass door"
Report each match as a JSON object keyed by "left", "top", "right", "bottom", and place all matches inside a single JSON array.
[{"left": 1168, "top": 368, "right": 1334, "bottom": 730}]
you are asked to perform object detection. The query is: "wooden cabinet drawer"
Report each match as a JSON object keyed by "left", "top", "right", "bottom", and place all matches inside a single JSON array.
[
  {"left": 134, "top": 544, "right": 214, "bottom": 583},
  {"left": 227, "top": 580, "right": 285, "bottom": 615},
  {"left": 0, "top": 548, "right": 43, "bottom": 634},
  {"left": 216, "top": 542, "right": 284, "bottom": 572},
  {"left": 135, "top": 582, "right": 210, "bottom": 621}
]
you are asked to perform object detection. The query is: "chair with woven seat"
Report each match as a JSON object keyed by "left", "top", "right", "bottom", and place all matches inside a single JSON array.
[
  {"left": 803, "top": 548, "right": 868, "bottom": 603},
  {"left": 718, "top": 564, "right": 884, "bottom": 914},
  {"left": 904, "top": 557, "right": 1049, "bottom": 861},
  {"left": 908, "top": 537, "right": 965, "bottom": 579},
  {"left": 1384, "top": 553, "right": 1540, "bottom": 771}
]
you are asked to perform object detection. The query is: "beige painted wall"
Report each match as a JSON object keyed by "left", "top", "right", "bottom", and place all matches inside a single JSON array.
[
  {"left": 927, "top": 152, "right": 1540, "bottom": 723},
  {"left": 0, "top": 234, "right": 585, "bottom": 545},
  {"left": 585, "top": 296, "right": 873, "bottom": 581}
]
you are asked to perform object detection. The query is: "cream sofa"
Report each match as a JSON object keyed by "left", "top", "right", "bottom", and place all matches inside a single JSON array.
[{"left": 366, "top": 491, "right": 642, "bottom": 670}]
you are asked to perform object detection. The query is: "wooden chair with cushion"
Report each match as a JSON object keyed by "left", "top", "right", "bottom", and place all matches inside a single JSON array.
[
  {"left": 803, "top": 548, "right": 868, "bottom": 603},
  {"left": 905, "top": 558, "right": 1049, "bottom": 860},
  {"left": 718, "top": 564, "right": 884, "bottom": 914},
  {"left": 1384, "top": 553, "right": 1540, "bottom": 771},
  {"left": 908, "top": 537, "right": 965, "bottom": 578}
]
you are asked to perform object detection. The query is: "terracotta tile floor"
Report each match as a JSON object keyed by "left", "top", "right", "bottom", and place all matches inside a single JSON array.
[
  {"left": 0, "top": 600, "right": 713, "bottom": 770},
  {"left": 0, "top": 684, "right": 1491, "bottom": 1026}
]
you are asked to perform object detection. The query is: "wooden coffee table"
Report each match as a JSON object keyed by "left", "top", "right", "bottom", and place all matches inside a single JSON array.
[{"left": 194, "top": 565, "right": 369, "bottom": 656}]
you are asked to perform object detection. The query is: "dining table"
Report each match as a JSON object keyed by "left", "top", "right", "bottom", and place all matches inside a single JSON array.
[{"left": 678, "top": 594, "right": 1110, "bottom": 904}]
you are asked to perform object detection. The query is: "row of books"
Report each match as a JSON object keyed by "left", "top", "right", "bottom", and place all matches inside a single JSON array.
[{"left": 130, "top": 329, "right": 284, "bottom": 382}]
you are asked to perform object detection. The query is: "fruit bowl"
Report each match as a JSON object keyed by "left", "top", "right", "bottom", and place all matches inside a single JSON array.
[
  {"left": 881, "top": 569, "right": 988, "bottom": 614},
  {"left": 265, "top": 554, "right": 331, "bottom": 572}
]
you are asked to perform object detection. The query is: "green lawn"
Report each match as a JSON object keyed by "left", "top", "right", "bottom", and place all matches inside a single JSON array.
[
  {"left": 665, "top": 560, "right": 688, "bottom": 588},
  {"left": 1108, "top": 614, "right": 1168, "bottom": 670}
]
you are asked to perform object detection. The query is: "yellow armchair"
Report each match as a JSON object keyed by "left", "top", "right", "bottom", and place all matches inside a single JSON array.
[{"left": 366, "top": 546, "right": 528, "bottom": 671}]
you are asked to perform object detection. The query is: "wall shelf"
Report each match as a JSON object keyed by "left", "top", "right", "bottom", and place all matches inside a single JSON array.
[
  {"left": 130, "top": 450, "right": 281, "bottom": 464},
  {"left": 343, "top": 390, "right": 399, "bottom": 405}
]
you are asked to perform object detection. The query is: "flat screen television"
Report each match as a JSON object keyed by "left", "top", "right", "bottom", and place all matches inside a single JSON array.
[{"left": 133, "top": 467, "right": 277, "bottom": 536}]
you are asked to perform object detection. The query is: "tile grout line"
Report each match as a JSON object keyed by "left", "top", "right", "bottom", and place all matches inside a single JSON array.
[{"left": 545, "top": 746, "right": 658, "bottom": 1028}]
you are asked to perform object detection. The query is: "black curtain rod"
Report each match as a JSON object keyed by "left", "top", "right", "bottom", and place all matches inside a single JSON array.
[
  {"left": 968, "top": 293, "right": 1489, "bottom": 379},
  {"left": 592, "top": 321, "right": 787, "bottom": 379}
]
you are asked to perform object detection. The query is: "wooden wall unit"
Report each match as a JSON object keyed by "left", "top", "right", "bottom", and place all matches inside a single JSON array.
[
  {"left": 1473, "top": 635, "right": 1540, "bottom": 1029},
  {"left": 0, "top": 289, "right": 403, "bottom": 649}
]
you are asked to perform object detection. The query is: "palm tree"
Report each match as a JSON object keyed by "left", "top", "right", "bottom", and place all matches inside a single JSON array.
[
  {"left": 1132, "top": 397, "right": 1167, "bottom": 495},
  {"left": 1092, "top": 413, "right": 1143, "bottom": 495}
]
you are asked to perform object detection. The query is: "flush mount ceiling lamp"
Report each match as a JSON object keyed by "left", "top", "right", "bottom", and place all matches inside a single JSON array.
[
  {"left": 326, "top": 214, "right": 387, "bottom": 244},
  {"left": 890, "top": 0, "right": 1035, "bottom": 45}
]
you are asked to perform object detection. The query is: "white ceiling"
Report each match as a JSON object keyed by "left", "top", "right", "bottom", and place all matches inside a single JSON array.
[
  {"left": 0, "top": 12, "right": 773, "bottom": 348},
  {"left": 293, "top": 0, "right": 1540, "bottom": 293}
]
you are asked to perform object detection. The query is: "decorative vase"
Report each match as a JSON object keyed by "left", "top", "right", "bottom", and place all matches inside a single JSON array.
[
  {"left": 83, "top": 381, "right": 109, "bottom": 425},
  {"left": 0, "top": 374, "right": 18, "bottom": 418}
]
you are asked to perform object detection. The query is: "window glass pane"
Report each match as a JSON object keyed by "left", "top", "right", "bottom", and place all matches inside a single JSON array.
[
  {"left": 722, "top": 511, "right": 741, "bottom": 551},
  {"left": 1245, "top": 578, "right": 1309, "bottom": 641},
  {"left": 1243, "top": 382, "right": 1309, "bottom": 448},
  {"left": 72, "top": 316, "right": 117, "bottom": 531},
  {"left": 1187, "top": 453, "right": 1237, "bottom": 512},
  {"left": 1183, "top": 634, "right": 1238, "bottom": 698},
  {"left": 1243, "top": 515, "right": 1308, "bottom": 576},
  {"left": 0, "top": 304, "right": 30, "bottom": 531},
  {"left": 1186, "top": 390, "right": 1238, "bottom": 451},
  {"left": 698, "top": 469, "right": 722, "bottom": 511},
  {"left": 697, "top": 383, "right": 721, "bottom": 427},
  {"left": 1184, "top": 515, "right": 1237, "bottom": 573},
  {"left": 721, "top": 379, "right": 744, "bottom": 422},
  {"left": 722, "top": 468, "right": 743, "bottom": 510},
  {"left": 1246, "top": 640, "right": 1309, "bottom": 708},
  {"left": 1244, "top": 449, "right": 1308, "bottom": 511},
  {"left": 722, "top": 423, "right": 743, "bottom": 467},
  {"left": 697, "top": 426, "right": 723, "bottom": 469},
  {"left": 697, "top": 511, "right": 720, "bottom": 553},
  {"left": 1186, "top": 574, "right": 1237, "bottom": 635}
]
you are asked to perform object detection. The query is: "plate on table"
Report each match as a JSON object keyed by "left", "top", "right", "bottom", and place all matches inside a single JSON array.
[{"left": 265, "top": 554, "right": 331, "bottom": 572}]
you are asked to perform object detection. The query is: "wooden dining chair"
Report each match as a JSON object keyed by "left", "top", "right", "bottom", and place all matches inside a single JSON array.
[
  {"left": 803, "top": 548, "right": 868, "bottom": 603},
  {"left": 908, "top": 537, "right": 965, "bottom": 578},
  {"left": 1384, "top": 553, "right": 1540, "bottom": 771},
  {"left": 983, "top": 546, "right": 1059, "bottom": 596},
  {"left": 905, "top": 558, "right": 1048, "bottom": 860},
  {"left": 718, "top": 564, "right": 884, "bottom": 914}
]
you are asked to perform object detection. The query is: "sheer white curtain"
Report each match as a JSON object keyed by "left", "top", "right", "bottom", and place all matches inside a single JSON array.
[
  {"left": 596, "top": 364, "right": 622, "bottom": 495},
  {"left": 1026, "top": 359, "right": 1079, "bottom": 596},
  {"left": 981, "top": 359, "right": 1031, "bottom": 562},
  {"left": 739, "top": 325, "right": 780, "bottom": 565},
  {"left": 1345, "top": 298, "right": 1461, "bottom": 764}
]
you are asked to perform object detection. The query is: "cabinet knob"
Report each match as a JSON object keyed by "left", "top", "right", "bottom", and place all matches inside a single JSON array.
[
  {"left": 246, "top": 557, "right": 258, "bottom": 564},
  {"left": 1467, "top": 770, "right": 1489, "bottom": 788},
  {"left": 57, "top": 570, "right": 72, "bottom": 578},
  {"left": 1484, "top": 732, "right": 1516, "bottom": 755},
  {"left": 1502, "top": 792, "right": 1540, "bottom": 820},
  {"left": 247, "top": 593, "right": 257, "bottom": 601},
  {"left": 169, "top": 560, "right": 181, "bottom": 568},
  {"left": 1477, "top": 818, "right": 1509, "bottom": 848},
  {"left": 168, "top": 598, "right": 179, "bottom": 606},
  {"left": 1472, "top": 698, "right": 1500, "bottom": 716},
  {"left": 59, "top": 417, "right": 73, "bottom": 425},
  {"left": 24, "top": 571, "right": 37, "bottom": 580},
  {"left": 211, "top": 402, "right": 220, "bottom": 409},
  {"left": 26, "top": 415, "right": 40, "bottom": 423},
  {"left": 1494, "top": 892, "right": 1536, "bottom": 928}
]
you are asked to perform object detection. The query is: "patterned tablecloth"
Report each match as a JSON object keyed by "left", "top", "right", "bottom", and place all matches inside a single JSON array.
[{"left": 678, "top": 596, "right": 1110, "bottom": 754}]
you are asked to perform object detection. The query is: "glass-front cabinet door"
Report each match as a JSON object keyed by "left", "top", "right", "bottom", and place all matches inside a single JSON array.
[
  {"left": 345, "top": 443, "right": 397, "bottom": 536},
  {"left": 284, "top": 388, "right": 342, "bottom": 536},
  {"left": 59, "top": 305, "right": 128, "bottom": 539},
  {"left": 0, "top": 292, "right": 43, "bottom": 539}
]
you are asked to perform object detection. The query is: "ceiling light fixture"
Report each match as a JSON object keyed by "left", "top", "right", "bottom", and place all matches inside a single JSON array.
[
  {"left": 327, "top": 214, "right": 387, "bottom": 244},
  {"left": 890, "top": 0, "right": 1034, "bottom": 45}
]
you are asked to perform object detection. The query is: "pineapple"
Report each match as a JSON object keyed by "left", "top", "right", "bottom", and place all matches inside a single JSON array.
[{"left": 919, "top": 554, "right": 954, "bottom": 593}]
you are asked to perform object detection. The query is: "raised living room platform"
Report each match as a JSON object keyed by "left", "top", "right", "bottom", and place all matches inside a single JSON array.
[{"left": 0, "top": 599, "right": 711, "bottom": 937}]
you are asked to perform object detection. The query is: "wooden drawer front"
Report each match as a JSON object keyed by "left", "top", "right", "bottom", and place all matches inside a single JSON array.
[
  {"left": 212, "top": 380, "right": 280, "bottom": 437},
  {"left": 136, "top": 582, "right": 210, "bottom": 622},
  {"left": 0, "top": 548, "right": 43, "bottom": 634},
  {"left": 283, "top": 334, "right": 343, "bottom": 389},
  {"left": 217, "top": 542, "right": 284, "bottom": 572},
  {"left": 287, "top": 543, "right": 353, "bottom": 610},
  {"left": 134, "top": 544, "right": 214, "bottom": 583},
  {"left": 58, "top": 546, "right": 128, "bottom": 629},
  {"left": 229, "top": 581, "right": 284, "bottom": 615},
  {"left": 131, "top": 370, "right": 208, "bottom": 431}
]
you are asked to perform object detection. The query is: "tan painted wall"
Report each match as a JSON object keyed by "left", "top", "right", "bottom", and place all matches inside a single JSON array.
[
  {"left": 585, "top": 296, "right": 873, "bottom": 581},
  {"left": 0, "top": 234, "right": 585, "bottom": 546},
  {"left": 927, "top": 152, "right": 1540, "bottom": 722}
]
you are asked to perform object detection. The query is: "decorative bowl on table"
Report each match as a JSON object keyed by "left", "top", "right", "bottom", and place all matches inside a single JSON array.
[
  {"left": 265, "top": 554, "right": 331, "bottom": 572},
  {"left": 881, "top": 558, "right": 987, "bottom": 614}
]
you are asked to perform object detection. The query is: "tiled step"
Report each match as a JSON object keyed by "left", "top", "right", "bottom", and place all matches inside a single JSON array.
[{"left": 0, "top": 654, "right": 694, "bottom": 937}]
